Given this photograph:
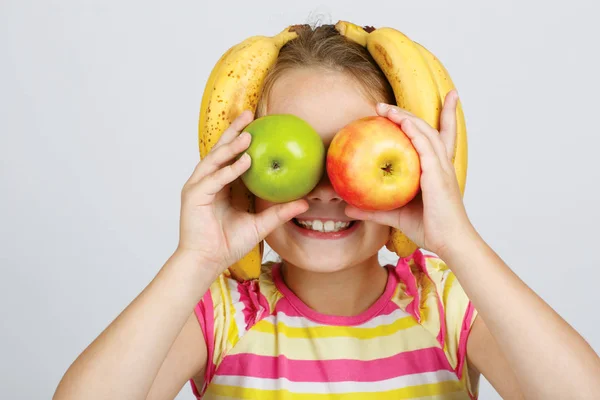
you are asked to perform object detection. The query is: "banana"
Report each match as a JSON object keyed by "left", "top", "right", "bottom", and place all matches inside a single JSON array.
[
  {"left": 198, "top": 26, "right": 299, "bottom": 280},
  {"left": 335, "top": 21, "right": 468, "bottom": 257},
  {"left": 414, "top": 41, "right": 468, "bottom": 195},
  {"left": 198, "top": 45, "right": 237, "bottom": 156},
  {"left": 368, "top": 28, "right": 442, "bottom": 131}
]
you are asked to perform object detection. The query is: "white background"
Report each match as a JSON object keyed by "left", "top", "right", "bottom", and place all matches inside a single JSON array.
[{"left": 2, "top": 0, "right": 599, "bottom": 399}]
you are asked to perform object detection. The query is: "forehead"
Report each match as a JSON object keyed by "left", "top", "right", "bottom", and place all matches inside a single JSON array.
[{"left": 266, "top": 68, "right": 378, "bottom": 146}]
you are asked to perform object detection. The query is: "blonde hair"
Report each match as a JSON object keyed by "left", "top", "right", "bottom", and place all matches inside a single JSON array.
[{"left": 255, "top": 24, "right": 395, "bottom": 117}]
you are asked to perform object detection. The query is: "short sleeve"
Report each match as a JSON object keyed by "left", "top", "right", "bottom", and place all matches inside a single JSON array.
[
  {"left": 421, "top": 254, "right": 478, "bottom": 371},
  {"left": 395, "top": 250, "right": 479, "bottom": 397},
  {"left": 191, "top": 271, "right": 270, "bottom": 397}
]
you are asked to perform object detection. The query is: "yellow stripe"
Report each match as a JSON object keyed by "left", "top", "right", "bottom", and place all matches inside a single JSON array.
[
  {"left": 228, "top": 325, "right": 440, "bottom": 360},
  {"left": 209, "top": 276, "right": 241, "bottom": 365},
  {"left": 252, "top": 315, "right": 418, "bottom": 339},
  {"left": 441, "top": 271, "right": 456, "bottom": 357},
  {"left": 206, "top": 380, "right": 466, "bottom": 400},
  {"left": 222, "top": 278, "right": 240, "bottom": 348},
  {"left": 442, "top": 271, "right": 456, "bottom": 307}
]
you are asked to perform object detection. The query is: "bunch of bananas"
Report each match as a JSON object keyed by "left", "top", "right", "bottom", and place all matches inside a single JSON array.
[{"left": 198, "top": 21, "right": 468, "bottom": 281}]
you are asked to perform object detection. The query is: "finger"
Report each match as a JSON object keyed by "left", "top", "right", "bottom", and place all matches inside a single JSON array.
[
  {"left": 439, "top": 90, "right": 459, "bottom": 162},
  {"left": 399, "top": 118, "right": 443, "bottom": 174},
  {"left": 376, "top": 103, "right": 422, "bottom": 128},
  {"left": 187, "top": 110, "right": 253, "bottom": 185},
  {"left": 253, "top": 200, "right": 310, "bottom": 241},
  {"left": 198, "top": 152, "right": 252, "bottom": 197},
  {"left": 378, "top": 104, "right": 449, "bottom": 169},
  {"left": 388, "top": 109, "right": 449, "bottom": 168},
  {"left": 344, "top": 204, "right": 399, "bottom": 228},
  {"left": 212, "top": 110, "right": 255, "bottom": 150},
  {"left": 377, "top": 103, "right": 439, "bottom": 136},
  {"left": 188, "top": 131, "right": 252, "bottom": 185}
]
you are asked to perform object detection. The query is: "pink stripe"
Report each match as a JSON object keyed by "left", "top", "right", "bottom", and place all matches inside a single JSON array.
[
  {"left": 216, "top": 347, "right": 453, "bottom": 382},
  {"left": 456, "top": 301, "right": 476, "bottom": 378},
  {"left": 394, "top": 255, "right": 421, "bottom": 323},
  {"left": 189, "top": 379, "right": 200, "bottom": 400},
  {"left": 273, "top": 297, "right": 308, "bottom": 318},
  {"left": 272, "top": 263, "right": 399, "bottom": 326},
  {"left": 189, "top": 289, "right": 216, "bottom": 397},
  {"left": 413, "top": 251, "right": 447, "bottom": 348}
]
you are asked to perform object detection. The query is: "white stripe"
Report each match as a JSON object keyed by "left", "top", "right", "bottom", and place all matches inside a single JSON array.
[
  {"left": 211, "top": 370, "right": 458, "bottom": 393},
  {"left": 265, "top": 307, "right": 411, "bottom": 329},
  {"left": 227, "top": 279, "right": 247, "bottom": 339}
]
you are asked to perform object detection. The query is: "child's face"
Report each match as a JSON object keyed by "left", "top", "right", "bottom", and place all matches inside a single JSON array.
[{"left": 254, "top": 68, "right": 390, "bottom": 272}]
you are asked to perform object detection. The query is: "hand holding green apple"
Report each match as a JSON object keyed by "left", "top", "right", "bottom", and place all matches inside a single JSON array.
[{"left": 178, "top": 110, "right": 308, "bottom": 274}]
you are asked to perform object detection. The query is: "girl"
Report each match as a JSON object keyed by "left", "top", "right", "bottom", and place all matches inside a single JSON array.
[{"left": 53, "top": 25, "right": 600, "bottom": 399}]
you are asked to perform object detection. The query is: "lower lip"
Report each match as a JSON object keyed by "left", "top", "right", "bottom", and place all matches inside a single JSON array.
[{"left": 289, "top": 220, "right": 361, "bottom": 240}]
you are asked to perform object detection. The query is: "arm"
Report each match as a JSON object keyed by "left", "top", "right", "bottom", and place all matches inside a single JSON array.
[
  {"left": 53, "top": 250, "right": 213, "bottom": 400},
  {"left": 347, "top": 94, "right": 600, "bottom": 398},
  {"left": 146, "top": 309, "right": 207, "bottom": 400},
  {"left": 444, "top": 229, "right": 600, "bottom": 399},
  {"left": 53, "top": 111, "right": 307, "bottom": 400},
  {"left": 466, "top": 316, "right": 524, "bottom": 399}
]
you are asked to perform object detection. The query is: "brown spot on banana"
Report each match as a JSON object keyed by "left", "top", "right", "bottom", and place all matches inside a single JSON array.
[{"left": 373, "top": 43, "right": 393, "bottom": 70}]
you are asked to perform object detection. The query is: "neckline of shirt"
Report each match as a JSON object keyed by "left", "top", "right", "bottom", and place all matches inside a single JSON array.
[{"left": 270, "top": 262, "right": 399, "bottom": 326}]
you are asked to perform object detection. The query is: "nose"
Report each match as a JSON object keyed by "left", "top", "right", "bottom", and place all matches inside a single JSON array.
[{"left": 306, "top": 172, "right": 343, "bottom": 204}]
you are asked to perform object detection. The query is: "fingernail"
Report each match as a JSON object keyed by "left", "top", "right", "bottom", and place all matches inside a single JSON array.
[
  {"left": 239, "top": 131, "right": 250, "bottom": 140},
  {"left": 377, "top": 102, "right": 390, "bottom": 111}
]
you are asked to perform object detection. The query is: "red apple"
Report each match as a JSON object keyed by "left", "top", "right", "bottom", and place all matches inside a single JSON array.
[{"left": 327, "top": 116, "right": 421, "bottom": 211}]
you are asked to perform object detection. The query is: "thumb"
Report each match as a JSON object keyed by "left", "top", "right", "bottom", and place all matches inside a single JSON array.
[
  {"left": 253, "top": 199, "right": 309, "bottom": 241},
  {"left": 345, "top": 205, "right": 400, "bottom": 229}
]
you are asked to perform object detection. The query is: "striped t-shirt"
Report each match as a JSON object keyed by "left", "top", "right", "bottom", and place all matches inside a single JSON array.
[{"left": 190, "top": 249, "right": 479, "bottom": 399}]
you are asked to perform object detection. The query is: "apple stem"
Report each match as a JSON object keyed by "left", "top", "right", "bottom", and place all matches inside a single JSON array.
[{"left": 382, "top": 163, "right": 393, "bottom": 175}]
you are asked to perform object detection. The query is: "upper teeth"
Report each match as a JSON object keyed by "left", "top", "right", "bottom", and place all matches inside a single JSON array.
[{"left": 296, "top": 220, "right": 351, "bottom": 232}]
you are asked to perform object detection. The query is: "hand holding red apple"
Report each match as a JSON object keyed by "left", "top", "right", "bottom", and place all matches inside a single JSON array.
[
  {"left": 327, "top": 115, "right": 421, "bottom": 211},
  {"left": 344, "top": 90, "right": 476, "bottom": 257}
]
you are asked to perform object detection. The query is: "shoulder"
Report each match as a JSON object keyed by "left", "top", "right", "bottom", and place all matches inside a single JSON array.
[
  {"left": 191, "top": 263, "right": 285, "bottom": 394},
  {"left": 390, "top": 249, "right": 461, "bottom": 309},
  {"left": 390, "top": 249, "right": 477, "bottom": 365},
  {"left": 197, "top": 263, "right": 283, "bottom": 332}
]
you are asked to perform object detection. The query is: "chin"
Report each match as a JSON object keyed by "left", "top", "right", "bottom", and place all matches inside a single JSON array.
[
  {"left": 285, "top": 249, "right": 359, "bottom": 274},
  {"left": 264, "top": 220, "right": 388, "bottom": 273}
]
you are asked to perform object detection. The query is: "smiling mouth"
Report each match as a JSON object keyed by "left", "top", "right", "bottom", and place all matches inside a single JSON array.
[{"left": 292, "top": 218, "right": 357, "bottom": 233}]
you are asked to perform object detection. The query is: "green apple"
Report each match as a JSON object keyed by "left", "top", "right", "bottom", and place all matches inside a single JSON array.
[{"left": 241, "top": 114, "right": 325, "bottom": 203}]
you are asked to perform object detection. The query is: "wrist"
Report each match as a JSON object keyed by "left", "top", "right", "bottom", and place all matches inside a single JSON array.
[
  {"left": 437, "top": 225, "right": 482, "bottom": 264},
  {"left": 173, "top": 246, "right": 225, "bottom": 276},
  {"left": 159, "top": 249, "right": 224, "bottom": 301}
]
